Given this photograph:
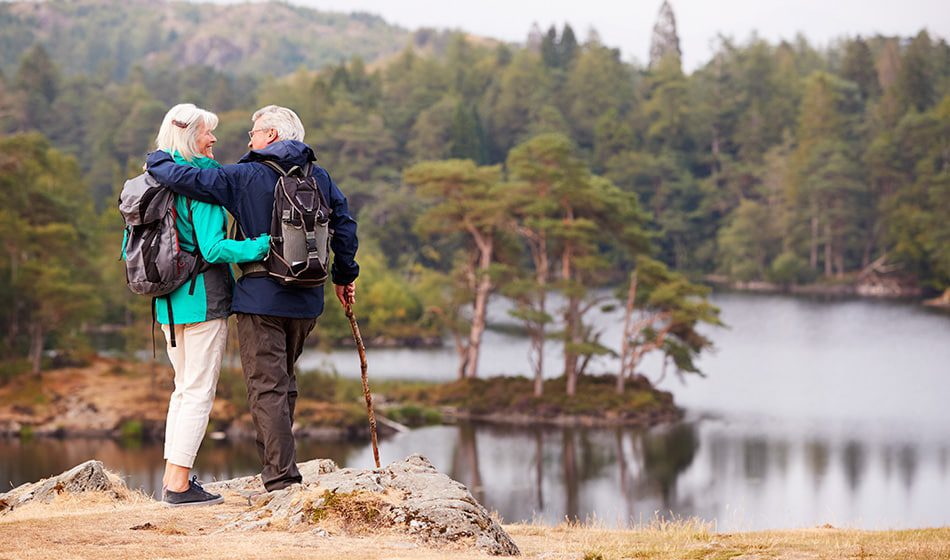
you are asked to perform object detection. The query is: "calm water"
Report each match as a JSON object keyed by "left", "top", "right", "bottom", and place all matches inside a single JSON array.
[{"left": 3, "top": 293, "right": 949, "bottom": 531}]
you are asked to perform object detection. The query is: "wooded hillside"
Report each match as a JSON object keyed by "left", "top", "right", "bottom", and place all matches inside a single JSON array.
[{"left": 1, "top": 0, "right": 947, "bottom": 385}]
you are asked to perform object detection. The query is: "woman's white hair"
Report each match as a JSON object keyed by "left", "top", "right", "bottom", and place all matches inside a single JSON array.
[
  {"left": 155, "top": 103, "right": 219, "bottom": 161},
  {"left": 252, "top": 105, "right": 305, "bottom": 142}
]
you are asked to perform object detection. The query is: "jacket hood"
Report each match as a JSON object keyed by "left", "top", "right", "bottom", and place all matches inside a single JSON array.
[{"left": 239, "top": 140, "right": 316, "bottom": 167}]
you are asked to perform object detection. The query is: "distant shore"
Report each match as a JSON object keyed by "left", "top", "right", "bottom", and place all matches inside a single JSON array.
[{"left": 704, "top": 274, "right": 928, "bottom": 300}]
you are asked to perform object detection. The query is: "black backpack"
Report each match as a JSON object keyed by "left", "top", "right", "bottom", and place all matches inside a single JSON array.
[{"left": 242, "top": 160, "right": 332, "bottom": 287}]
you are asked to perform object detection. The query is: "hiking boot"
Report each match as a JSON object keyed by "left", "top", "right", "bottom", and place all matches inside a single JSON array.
[{"left": 162, "top": 475, "right": 224, "bottom": 507}]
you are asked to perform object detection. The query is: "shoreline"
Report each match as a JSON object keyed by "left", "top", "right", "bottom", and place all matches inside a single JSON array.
[
  {"left": 704, "top": 274, "right": 928, "bottom": 300},
  {"left": 0, "top": 357, "right": 682, "bottom": 442}
]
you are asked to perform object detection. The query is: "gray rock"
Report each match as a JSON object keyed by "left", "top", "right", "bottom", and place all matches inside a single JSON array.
[
  {"left": 213, "top": 454, "right": 520, "bottom": 556},
  {"left": 0, "top": 460, "right": 127, "bottom": 513},
  {"left": 203, "top": 458, "right": 339, "bottom": 497}
]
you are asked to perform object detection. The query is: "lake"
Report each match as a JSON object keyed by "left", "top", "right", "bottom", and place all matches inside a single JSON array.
[{"left": 3, "top": 293, "right": 949, "bottom": 531}]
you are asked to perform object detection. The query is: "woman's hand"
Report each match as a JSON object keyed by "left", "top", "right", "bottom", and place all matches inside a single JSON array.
[{"left": 254, "top": 234, "right": 271, "bottom": 260}]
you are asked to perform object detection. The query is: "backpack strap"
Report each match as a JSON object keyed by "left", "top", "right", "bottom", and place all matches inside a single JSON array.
[
  {"left": 262, "top": 160, "right": 289, "bottom": 176},
  {"left": 262, "top": 159, "right": 310, "bottom": 178},
  {"left": 185, "top": 199, "right": 208, "bottom": 296},
  {"left": 166, "top": 297, "right": 177, "bottom": 348},
  {"left": 151, "top": 296, "right": 177, "bottom": 357},
  {"left": 151, "top": 298, "right": 157, "bottom": 358}
]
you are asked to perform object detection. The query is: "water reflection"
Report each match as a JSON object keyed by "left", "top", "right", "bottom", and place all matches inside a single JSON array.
[
  {"left": 369, "top": 418, "right": 950, "bottom": 530},
  {"left": 3, "top": 416, "right": 949, "bottom": 531},
  {"left": 0, "top": 437, "right": 361, "bottom": 497}
]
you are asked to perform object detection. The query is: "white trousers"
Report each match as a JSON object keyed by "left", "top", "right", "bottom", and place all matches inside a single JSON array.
[{"left": 161, "top": 319, "right": 228, "bottom": 469}]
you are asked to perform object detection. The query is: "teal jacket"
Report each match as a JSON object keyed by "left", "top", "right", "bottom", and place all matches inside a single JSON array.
[{"left": 154, "top": 153, "right": 270, "bottom": 325}]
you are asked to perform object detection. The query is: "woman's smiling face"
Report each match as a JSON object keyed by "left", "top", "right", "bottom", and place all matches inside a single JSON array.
[{"left": 196, "top": 120, "right": 217, "bottom": 158}]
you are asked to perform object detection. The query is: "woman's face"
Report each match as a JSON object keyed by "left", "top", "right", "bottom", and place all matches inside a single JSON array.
[{"left": 196, "top": 120, "right": 217, "bottom": 158}]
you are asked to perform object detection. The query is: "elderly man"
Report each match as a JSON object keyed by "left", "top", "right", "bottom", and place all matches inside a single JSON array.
[{"left": 146, "top": 105, "right": 359, "bottom": 492}]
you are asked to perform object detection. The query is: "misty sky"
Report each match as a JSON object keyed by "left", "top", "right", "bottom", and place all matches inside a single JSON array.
[{"left": 271, "top": 0, "right": 948, "bottom": 70}]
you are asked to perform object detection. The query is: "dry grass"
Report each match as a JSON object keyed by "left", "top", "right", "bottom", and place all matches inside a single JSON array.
[{"left": 0, "top": 491, "right": 947, "bottom": 560}]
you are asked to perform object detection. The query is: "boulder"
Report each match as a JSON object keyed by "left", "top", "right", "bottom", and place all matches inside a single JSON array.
[
  {"left": 0, "top": 455, "right": 520, "bottom": 556},
  {"left": 0, "top": 460, "right": 128, "bottom": 513},
  {"left": 213, "top": 454, "right": 520, "bottom": 556}
]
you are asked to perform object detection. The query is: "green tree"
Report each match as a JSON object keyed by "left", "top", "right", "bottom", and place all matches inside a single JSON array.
[
  {"left": 840, "top": 36, "right": 881, "bottom": 102},
  {"left": 508, "top": 133, "right": 647, "bottom": 396},
  {"left": 563, "top": 44, "right": 634, "bottom": 149},
  {"left": 0, "top": 134, "right": 101, "bottom": 374},
  {"left": 485, "top": 50, "right": 552, "bottom": 156},
  {"left": 897, "top": 31, "right": 937, "bottom": 112},
  {"left": 790, "top": 72, "right": 867, "bottom": 276},
  {"left": 717, "top": 198, "right": 780, "bottom": 281},
  {"left": 14, "top": 44, "right": 59, "bottom": 134},
  {"left": 617, "top": 256, "right": 720, "bottom": 393},
  {"left": 404, "top": 159, "right": 507, "bottom": 378}
]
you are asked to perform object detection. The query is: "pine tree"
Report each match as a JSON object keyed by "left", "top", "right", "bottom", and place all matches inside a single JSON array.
[
  {"left": 898, "top": 31, "right": 937, "bottom": 112},
  {"left": 560, "top": 24, "right": 579, "bottom": 68},
  {"left": 0, "top": 134, "right": 101, "bottom": 374},
  {"left": 840, "top": 36, "right": 881, "bottom": 101},
  {"left": 14, "top": 44, "right": 60, "bottom": 133},
  {"left": 404, "top": 160, "right": 508, "bottom": 379},
  {"left": 526, "top": 22, "right": 544, "bottom": 52},
  {"left": 649, "top": 1, "right": 682, "bottom": 68},
  {"left": 541, "top": 26, "right": 560, "bottom": 68}
]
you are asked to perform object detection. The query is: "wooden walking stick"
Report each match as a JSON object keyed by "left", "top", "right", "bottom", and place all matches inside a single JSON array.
[{"left": 345, "top": 303, "right": 380, "bottom": 468}]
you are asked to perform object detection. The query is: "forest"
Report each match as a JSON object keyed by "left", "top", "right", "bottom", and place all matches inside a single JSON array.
[{"left": 0, "top": 1, "right": 948, "bottom": 392}]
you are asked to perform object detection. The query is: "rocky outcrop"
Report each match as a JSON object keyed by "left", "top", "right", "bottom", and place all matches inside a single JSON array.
[
  {"left": 2, "top": 455, "right": 520, "bottom": 556},
  {"left": 206, "top": 455, "right": 520, "bottom": 556},
  {"left": 0, "top": 460, "right": 129, "bottom": 513}
]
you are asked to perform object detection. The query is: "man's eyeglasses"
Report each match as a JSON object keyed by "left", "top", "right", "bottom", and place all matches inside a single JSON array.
[{"left": 248, "top": 128, "right": 273, "bottom": 139}]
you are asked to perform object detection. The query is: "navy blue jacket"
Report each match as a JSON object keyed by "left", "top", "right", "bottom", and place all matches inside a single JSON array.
[{"left": 146, "top": 140, "right": 359, "bottom": 319}]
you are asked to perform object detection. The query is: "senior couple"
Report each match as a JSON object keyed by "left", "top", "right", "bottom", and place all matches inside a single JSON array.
[{"left": 144, "top": 103, "right": 359, "bottom": 507}]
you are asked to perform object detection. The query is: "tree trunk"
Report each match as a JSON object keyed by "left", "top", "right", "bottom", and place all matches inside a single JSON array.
[
  {"left": 530, "top": 315, "right": 545, "bottom": 397},
  {"left": 455, "top": 424, "right": 484, "bottom": 504},
  {"left": 561, "top": 229, "right": 578, "bottom": 397},
  {"left": 617, "top": 270, "right": 638, "bottom": 394},
  {"left": 810, "top": 214, "right": 820, "bottom": 270},
  {"left": 29, "top": 321, "right": 43, "bottom": 377},
  {"left": 463, "top": 231, "right": 493, "bottom": 379},
  {"left": 534, "top": 430, "right": 544, "bottom": 510},
  {"left": 824, "top": 222, "right": 833, "bottom": 278},
  {"left": 454, "top": 333, "right": 468, "bottom": 380},
  {"left": 562, "top": 429, "right": 579, "bottom": 522},
  {"left": 564, "top": 293, "right": 579, "bottom": 397},
  {"left": 6, "top": 301, "right": 20, "bottom": 353},
  {"left": 532, "top": 242, "right": 548, "bottom": 398}
]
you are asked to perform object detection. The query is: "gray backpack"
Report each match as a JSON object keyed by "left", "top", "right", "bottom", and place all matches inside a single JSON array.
[
  {"left": 118, "top": 172, "right": 204, "bottom": 347},
  {"left": 239, "top": 160, "right": 331, "bottom": 287}
]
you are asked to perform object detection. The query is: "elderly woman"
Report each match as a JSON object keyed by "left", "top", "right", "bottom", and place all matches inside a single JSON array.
[{"left": 151, "top": 103, "right": 270, "bottom": 506}]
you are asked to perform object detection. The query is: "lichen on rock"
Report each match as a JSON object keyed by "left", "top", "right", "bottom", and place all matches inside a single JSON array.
[{"left": 214, "top": 454, "right": 520, "bottom": 556}]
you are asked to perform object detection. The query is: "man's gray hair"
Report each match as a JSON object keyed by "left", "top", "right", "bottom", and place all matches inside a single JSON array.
[
  {"left": 155, "top": 103, "right": 218, "bottom": 161},
  {"left": 252, "top": 105, "right": 305, "bottom": 142}
]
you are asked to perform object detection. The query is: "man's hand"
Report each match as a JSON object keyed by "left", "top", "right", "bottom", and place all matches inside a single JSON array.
[{"left": 335, "top": 282, "right": 356, "bottom": 307}]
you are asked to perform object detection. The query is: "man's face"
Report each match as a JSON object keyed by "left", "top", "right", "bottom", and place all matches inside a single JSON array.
[
  {"left": 248, "top": 119, "right": 277, "bottom": 150},
  {"left": 196, "top": 121, "right": 217, "bottom": 159}
]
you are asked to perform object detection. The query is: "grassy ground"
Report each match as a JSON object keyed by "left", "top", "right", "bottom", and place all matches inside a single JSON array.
[{"left": 0, "top": 492, "right": 947, "bottom": 560}]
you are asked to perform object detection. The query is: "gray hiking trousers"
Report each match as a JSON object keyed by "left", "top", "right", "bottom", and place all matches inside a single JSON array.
[{"left": 236, "top": 313, "right": 317, "bottom": 492}]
